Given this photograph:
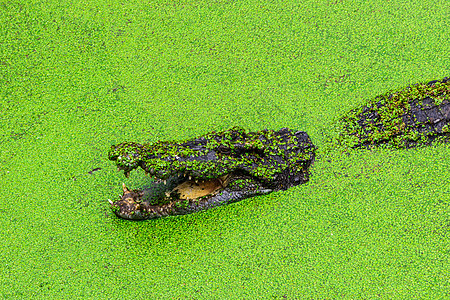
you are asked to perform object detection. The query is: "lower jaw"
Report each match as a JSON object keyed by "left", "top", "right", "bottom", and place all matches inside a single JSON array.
[
  {"left": 109, "top": 174, "right": 276, "bottom": 220},
  {"left": 111, "top": 190, "right": 226, "bottom": 220},
  {"left": 110, "top": 187, "right": 274, "bottom": 220},
  {"left": 110, "top": 176, "right": 231, "bottom": 220}
]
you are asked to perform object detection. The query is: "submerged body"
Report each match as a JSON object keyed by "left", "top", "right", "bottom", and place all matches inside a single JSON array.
[
  {"left": 108, "top": 127, "right": 316, "bottom": 220},
  {"left": 336, "top": 77, "right": 450, "bottom": 149}
]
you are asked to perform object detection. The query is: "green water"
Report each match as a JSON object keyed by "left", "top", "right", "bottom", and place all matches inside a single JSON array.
[{"left": 1, "top": 0, "right": 449, "bottom": 298}]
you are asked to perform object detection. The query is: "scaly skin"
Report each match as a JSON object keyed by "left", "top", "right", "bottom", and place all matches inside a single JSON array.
[
  {"left": 335, "top": 77, "right": 450, "bottom": 149},
  {"left": 108, "top": 127, "right": 316, "bottom": 220}
]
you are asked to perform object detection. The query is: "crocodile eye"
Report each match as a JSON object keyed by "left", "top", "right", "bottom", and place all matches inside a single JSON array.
[{"left": 217, "top": 145, "right": 231, "bottom": 154}]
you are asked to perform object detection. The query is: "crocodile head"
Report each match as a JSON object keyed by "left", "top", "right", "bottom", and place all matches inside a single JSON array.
[{"left": 108, "top": 127, "right": 316, "bottom": 220}]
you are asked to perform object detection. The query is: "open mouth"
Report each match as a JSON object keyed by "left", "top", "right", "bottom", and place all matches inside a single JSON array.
[
  {"left": 108, "top": 166, "right": 233, "bottom": 220},
  {"left": 162, "top": 174, "right": 230, "bottom": 200}
]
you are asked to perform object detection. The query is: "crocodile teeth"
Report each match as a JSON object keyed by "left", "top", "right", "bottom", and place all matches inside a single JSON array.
[
  {"left": 189, "top": 176, "right": 192, "bottom": 180},
  {"left": 195, "top": 179, "right": 198, "bottom": 183},
  {"left": 122, "top": 183, "right": 130, "bottom": 193},
  {"left": 163, "top": 180, "right": 167, "bottom": 185}
]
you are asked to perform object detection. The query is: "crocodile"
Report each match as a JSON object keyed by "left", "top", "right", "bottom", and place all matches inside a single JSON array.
[
  {"left": 107, "top": 76, "right": 450, "bottom": 220},
  {"left": 108, "top": 127, "right": 316, "bottom": 220}
]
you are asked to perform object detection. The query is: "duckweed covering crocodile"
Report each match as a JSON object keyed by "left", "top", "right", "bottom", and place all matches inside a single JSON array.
[
  {"left": 107, "top": 76, "right": 450, "bottom": 220},
  {"left": 336, "top": 77, "right": 450, "bottom": 149},
  {"left": 108, "top": 127, "right": 316, "bottom": 220}
]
